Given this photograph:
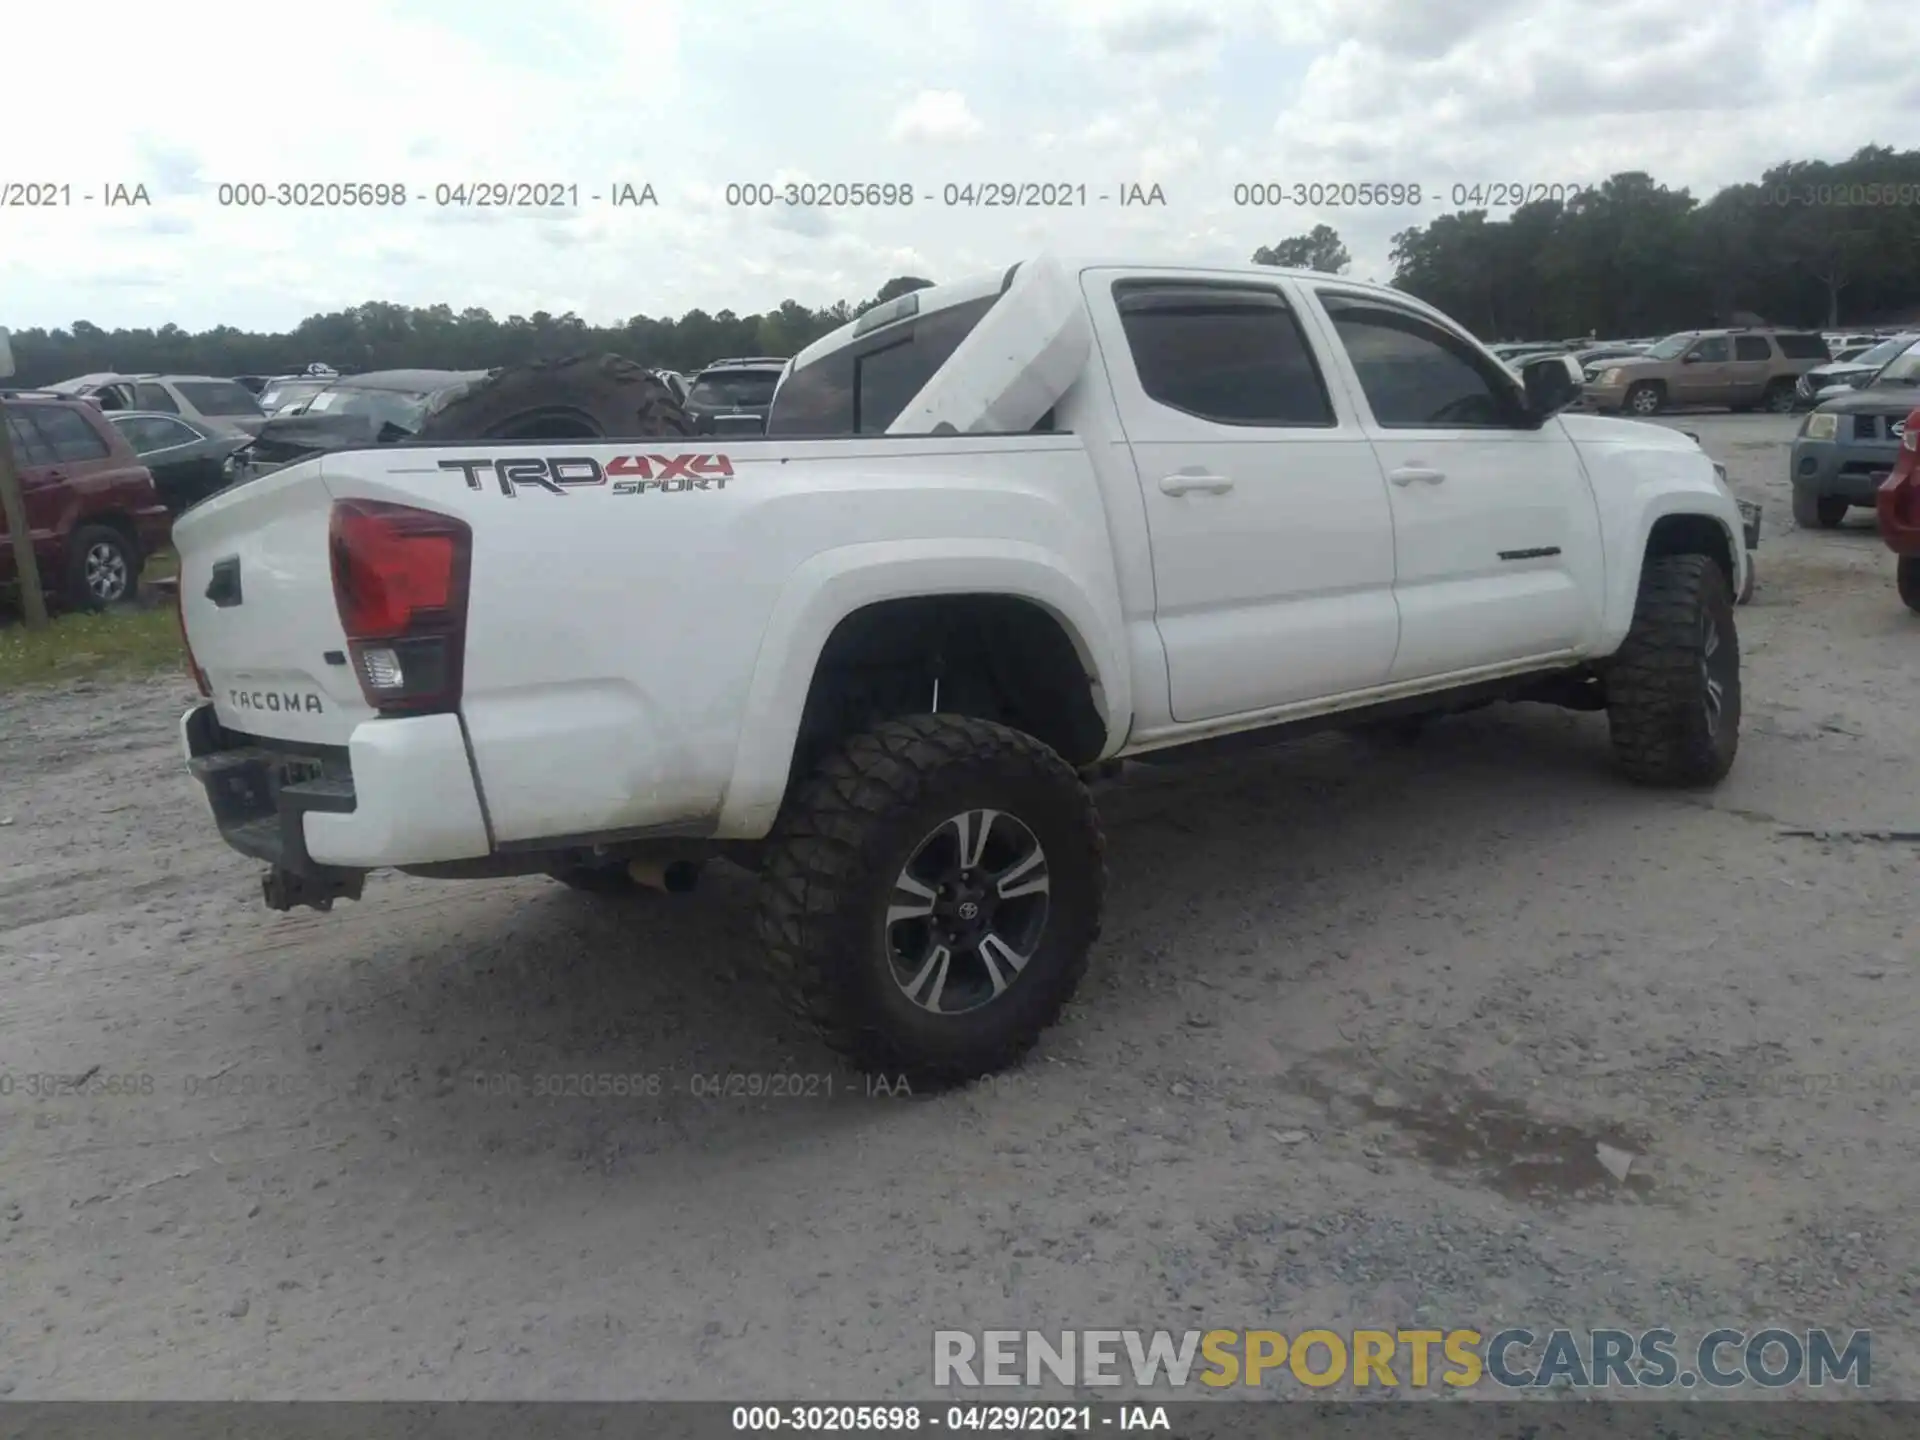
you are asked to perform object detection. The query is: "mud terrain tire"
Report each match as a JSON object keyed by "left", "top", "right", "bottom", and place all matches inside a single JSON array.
[
  {"left": 413, "top": 354, "right": 692, "bottom": 442},
  {"left": 755, "top": 714, "right": 1106, "bottom": 1086},
  {"left": 1606, "top": 553, "right": 1740, "bottom": 787}
]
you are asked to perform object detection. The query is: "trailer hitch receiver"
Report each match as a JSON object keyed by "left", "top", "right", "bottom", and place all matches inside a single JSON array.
[{"left": 261, "top": 865, "right": 366, "bottom": 913}]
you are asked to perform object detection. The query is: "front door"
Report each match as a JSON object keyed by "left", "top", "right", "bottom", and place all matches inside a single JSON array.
[
  {"left": 1305, "top": 289, "right": 1605, "bottom": 683},
  {"left": 1675, "top": 334, "right": 1733, "bottom": 406},
  {"left": 1085, "top": 269, "right": 1400, "bottom": 723}
]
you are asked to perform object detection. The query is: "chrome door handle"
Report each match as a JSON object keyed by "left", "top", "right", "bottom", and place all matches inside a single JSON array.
[
  {"left": 1160, "top": 473, "right": 1234, "bottom": 496},
  {"left": 1389, "top": 467, "right": 1446, "bottom": 486}
]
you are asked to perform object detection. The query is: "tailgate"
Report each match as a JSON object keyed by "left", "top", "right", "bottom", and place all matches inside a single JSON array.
[{"left": 174, "top": 458, "right": 375, "bottom": 745}]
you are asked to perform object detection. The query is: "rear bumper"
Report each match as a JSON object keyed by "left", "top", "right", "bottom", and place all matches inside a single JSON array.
[
  {"left": 133, "top": 504, "right": 174, "bottom": 558},
  {"left": 182, "top": 702, "right": 490, "bottom": 872}
]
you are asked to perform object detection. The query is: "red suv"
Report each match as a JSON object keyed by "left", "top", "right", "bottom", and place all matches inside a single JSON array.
[{"left": 2, "top": 392, "right": 173, "bottom": 610}]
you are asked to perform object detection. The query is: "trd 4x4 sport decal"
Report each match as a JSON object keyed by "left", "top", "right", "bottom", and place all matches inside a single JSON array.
[{"left": 438, "top": 454, "right": 733, "bottom": 496}]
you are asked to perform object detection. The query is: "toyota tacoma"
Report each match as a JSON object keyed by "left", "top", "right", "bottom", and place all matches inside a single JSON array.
[{"left": 173, "top": 255, "right": 1754, "bottom": 1082}]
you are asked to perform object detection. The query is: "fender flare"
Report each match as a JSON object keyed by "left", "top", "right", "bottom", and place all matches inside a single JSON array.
[
  {"left": 1598, "top": 494, "right": 1745, "bottom": 654},
  {"left": 713, "top": 540, "right": 1129, "bottom": 837}
]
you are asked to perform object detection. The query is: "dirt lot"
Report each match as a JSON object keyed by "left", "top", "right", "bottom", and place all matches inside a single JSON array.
[{"left": 2, "top": 414, "right": 1916, "bottom": 1400}]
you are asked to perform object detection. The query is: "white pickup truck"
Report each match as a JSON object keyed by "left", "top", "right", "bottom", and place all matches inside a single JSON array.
[{"left": 175, "top": 254, "right": 1756, "bottom": 1083}]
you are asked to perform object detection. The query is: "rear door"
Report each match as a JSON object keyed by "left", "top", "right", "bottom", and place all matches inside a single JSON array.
[
  {"left": 1729, "top": 335, "right": 1774, "bottom": 405},
  {"left": 1675, "top": 334, "right": 1733, "bottom": 405},
  {"left": 0, "top": 405, "right": 64, "bottom": 581},
  {"left": 1304, "top": 287, "right": 1603, "bottom": 682},
  {"left": 1085, "top": 268, "right": 1400, "bottom": 722}
]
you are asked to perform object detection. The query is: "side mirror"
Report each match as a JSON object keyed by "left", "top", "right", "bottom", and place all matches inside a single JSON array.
[
  {"left": 1680, "top": 352, "right": 1701, "bottom": 364},
  {"left": 1521, "top": 353, "right": 1582, "bottom": 418}
]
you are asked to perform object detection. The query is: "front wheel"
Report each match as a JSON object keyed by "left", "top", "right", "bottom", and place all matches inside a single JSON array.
[
  {"left": 1626, "top": 383, "right": 1664, "bottom": 416},
  {"left": 1605, "top": 554, "right": 1740, "bottom": 787},
  {"left": 1791, "top": 488, "right": 1848, "bottom": 529},
  {"left": 1899, "top": 556, "right": 1920, "bottom": 615},
  {"left": 755, "top": 714, "right": 1106, "bottom": 1085}
]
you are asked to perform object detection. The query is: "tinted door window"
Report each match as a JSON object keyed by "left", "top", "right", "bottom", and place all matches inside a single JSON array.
[
  {"left": 1689, "top": 336, "right": 1731, "bottom": 362},
  {"left": 117, "top": 416, "right": 198, "bottom": 453},
  {"left": 1775, "top": 333, "right": 1829, "bottom": 360},
  {"left": 6, "top": 409, "right": 55, "bottom": 465},
  {"left": 1734, "top": 336, "right": 1771, "bottom": 361},
  {"left": 1322, "top": 297, "right": 1522, "bottom": 428},
  {"left": 132, "top": 382, "right": 180, "bottom": 413},
  {"left": 32, "top": 406, "right": 112, "bottom": 462},
  {"left": 1115, "top": 283, "right": 1334, "bottom": 427}
]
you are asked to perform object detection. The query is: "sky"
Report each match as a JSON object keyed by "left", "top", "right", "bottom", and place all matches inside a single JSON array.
[{"left": 1, "top": 0, "right": 1913, "bottom": 335}]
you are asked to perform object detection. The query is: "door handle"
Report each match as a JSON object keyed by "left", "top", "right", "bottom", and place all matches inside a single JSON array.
[
  {"left": 1389, "top": 467, "right": 1446, "bottom": 486},
  {"left": 1159, "top": 472, "right": 1234, "bottom": 496}
]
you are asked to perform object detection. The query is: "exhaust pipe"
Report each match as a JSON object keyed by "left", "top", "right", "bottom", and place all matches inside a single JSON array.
[{"left": 626, "top": 858, "right": 701, "bottom": 894}]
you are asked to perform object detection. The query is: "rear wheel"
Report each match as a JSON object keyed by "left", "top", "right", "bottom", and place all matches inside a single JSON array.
[
  {"left": 1762, "top": 380, "right": 1797, "bottom": 414},
  {"left": 1626, "top": 382, "right": 1664, "bottom": 417},
  {"left": 63, "top": 524, "right": 138, "bottom": 610},
  {"left": 755, "top": 714, "right": 1105, "bottom": 1085},
  {"left": 1899, "top": 556, "right": 1920, "bottom": 615},
  {"left": 1791, "top": 488, "right": 1848, "bottom": 529},
  {"left": 413, "top": 354, "right": 692, "bottom": 441},
  {"left": 1605, "top": 554, "right": 1740, "bottom": 787}
]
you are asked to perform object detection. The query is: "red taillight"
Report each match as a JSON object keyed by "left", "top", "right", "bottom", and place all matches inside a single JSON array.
[
  {"left": 328, "top": 500, "right": 472, "bottom": 714},
  {"left": 175, "top": 582, "right": 210, "bottom": 696}
]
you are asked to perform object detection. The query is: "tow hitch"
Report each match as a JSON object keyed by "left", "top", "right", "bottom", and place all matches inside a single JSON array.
[{"left": 261, "top": 865, "right": 366, "bottom": 913}]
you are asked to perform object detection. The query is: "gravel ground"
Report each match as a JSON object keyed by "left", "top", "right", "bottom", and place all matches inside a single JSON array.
[{"left": 2, "top": 415, "right": 1916, "bottom": 1401}]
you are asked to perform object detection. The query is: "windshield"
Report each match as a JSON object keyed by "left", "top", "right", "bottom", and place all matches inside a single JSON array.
[
  {"left": 173, "top": 380, "right": 264, "bottom": 417},
  {"left": 299, "top": 384, "right": 436, "bottom": 431},
  {"left": 1644, "top": 333, "right": 1696, "bottom": 360},
  {"left": 688, "top": 371, "right": 779, "bottom": 407},
  {"left": 1851, "top": 335, "right": 1917, "bottom": 369},
  {"left": 258, "top": 379, "right": 331, "bottom": 412},
  {"left": 1873, "top": 339, "right": 1920, "bottom": 385}
]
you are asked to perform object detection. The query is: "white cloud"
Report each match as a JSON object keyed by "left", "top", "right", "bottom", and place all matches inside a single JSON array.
[
  {"left": 0, "top": 0, "right": 1910, "bottom": 337},
  {"left": 888, "top": 91, "right": 987, "bottom": 144}
]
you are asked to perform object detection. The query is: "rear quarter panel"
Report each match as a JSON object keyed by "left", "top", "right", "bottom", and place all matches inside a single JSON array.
[{"left": 321, "top": 436, "right": 1127, "bottom": 846}]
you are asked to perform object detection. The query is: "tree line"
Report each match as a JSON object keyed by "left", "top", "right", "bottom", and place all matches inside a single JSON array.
[{"left": 8, "top": 145, "right": 1918, "bottom": 385}]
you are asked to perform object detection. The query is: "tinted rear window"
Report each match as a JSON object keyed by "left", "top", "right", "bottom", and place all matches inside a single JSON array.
[
  {"left": 1734, "top": 336, "right": 1771, "bottom": 361},
  {"left": 174, "top": 381, "right": 264, "bottom": 416},
  {"left": 1774, "top": 333, "right": 1829, "bottom": 360},
  {"left": 24, "top": 404, "right": 112, "bottom": 462},
  {"left": 769, "top": 294, "right": 999, "bottom": 436},
  {"left": 5, "top": 409, "right": 54, "bottom": 464},
  {"left": 688, "top": 371, "right": 780, "bottom": 407}
]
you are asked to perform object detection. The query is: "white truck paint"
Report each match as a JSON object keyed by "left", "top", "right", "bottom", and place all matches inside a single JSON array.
[{"left": 173, "top": 254, "right": 1752, "bottom": 1076}]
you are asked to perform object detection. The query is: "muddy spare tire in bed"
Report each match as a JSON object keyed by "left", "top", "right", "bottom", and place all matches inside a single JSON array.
[{"left": 412, "top": 354, "right": 693, "bottom": 442}]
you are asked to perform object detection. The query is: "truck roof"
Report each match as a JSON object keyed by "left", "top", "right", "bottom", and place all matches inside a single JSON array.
[{"left": 785, "top": 257, "right": 1433, "bottom": 377}]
